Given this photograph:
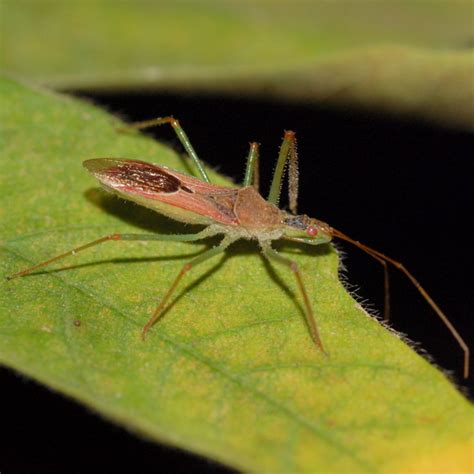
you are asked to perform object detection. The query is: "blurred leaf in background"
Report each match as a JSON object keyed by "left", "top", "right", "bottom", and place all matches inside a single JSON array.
[{"left": 1, "top": 1, "right": 473, "bottom": 128}]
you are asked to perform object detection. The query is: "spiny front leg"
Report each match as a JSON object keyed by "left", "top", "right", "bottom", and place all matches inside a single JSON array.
[{"left": 267, "top": 130, "right": 299, "bottom": 214}]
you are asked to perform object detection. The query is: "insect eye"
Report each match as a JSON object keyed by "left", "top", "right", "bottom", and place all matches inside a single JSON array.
[{"left": 306, "top": 226, "right": 318, "bottom": 237}]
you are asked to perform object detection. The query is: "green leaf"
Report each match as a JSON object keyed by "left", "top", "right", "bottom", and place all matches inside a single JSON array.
[
  {"left": 2, "top": 1, "right": 473, "bottom": 129},
  {"left": 1, "top": 77, "right": 472, "bottom": 472}
]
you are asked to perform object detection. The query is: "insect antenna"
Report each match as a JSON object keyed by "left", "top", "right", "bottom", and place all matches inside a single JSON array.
[{"left": 330, "top": 227, "right": 469, "bottom": 379}]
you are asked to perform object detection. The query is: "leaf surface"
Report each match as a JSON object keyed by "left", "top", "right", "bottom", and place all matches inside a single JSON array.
[{"left": 0, "top": 78, "right": 472, "bottom": 472}]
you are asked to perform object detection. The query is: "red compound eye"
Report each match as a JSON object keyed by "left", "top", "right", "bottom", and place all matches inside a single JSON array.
[{"left": 307, "top": 226, "right": 318, "bottom": 237}]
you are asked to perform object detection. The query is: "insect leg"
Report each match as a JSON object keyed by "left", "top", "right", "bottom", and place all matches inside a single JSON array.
[
  {"left": 141, "top": 236, "right": 235, "bottom": 339},
  {"left": 6, "top": 228, "right": 217, "bottom": 280},
  {"left": 260, "top": 241, "right": 325, "bottom": 354},
  {"left": 119, "top": 116, "right": 210, "bottom": 183},
  {"left": 267, "top": 131, "right": 299, "bottom": 214},
  {"left": 243, "top": 142, "right": 260, "bottom": 190}
]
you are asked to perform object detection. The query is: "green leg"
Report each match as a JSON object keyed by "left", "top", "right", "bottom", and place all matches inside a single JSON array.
[
  {"left": 267, "top": 130, "right": 299, "bottom": 214},
  {"left": 119, "top": 116, "right": 210, "bottom": 183},
  {"left": 260, "top": 241, "right": 325, "bottom": 354},
  {"left": 6, "top": 228, "right": 217, "bottom": 280},
  {"left": 142, "top": 236, "right": 235, "bottom": 338},
  {"left": 243, "top": 142, "right": 260, "bottom": 190}
]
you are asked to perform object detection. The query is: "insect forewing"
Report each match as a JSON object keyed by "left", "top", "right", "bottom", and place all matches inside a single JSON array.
[{"left": 84, "top": 158, "right": 239, "bottom": 226}]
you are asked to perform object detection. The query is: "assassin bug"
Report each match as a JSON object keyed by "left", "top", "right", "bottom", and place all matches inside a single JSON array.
[{"left": 7, "top": 117, "right": 469, "bottom": 378}]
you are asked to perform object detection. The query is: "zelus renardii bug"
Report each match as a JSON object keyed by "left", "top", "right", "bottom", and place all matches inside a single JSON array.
[{"left": 7, "top": 116, "right": 469, "bottom": 379}]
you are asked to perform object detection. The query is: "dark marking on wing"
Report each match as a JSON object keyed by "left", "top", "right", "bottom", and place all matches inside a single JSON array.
[{"left": 104, "top": 162, "right": 187, "bottom": 194}]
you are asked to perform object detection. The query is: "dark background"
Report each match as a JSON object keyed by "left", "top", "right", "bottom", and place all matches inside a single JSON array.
[{"left": 2, "top": 93, "right": 472, "bottom": 472}]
